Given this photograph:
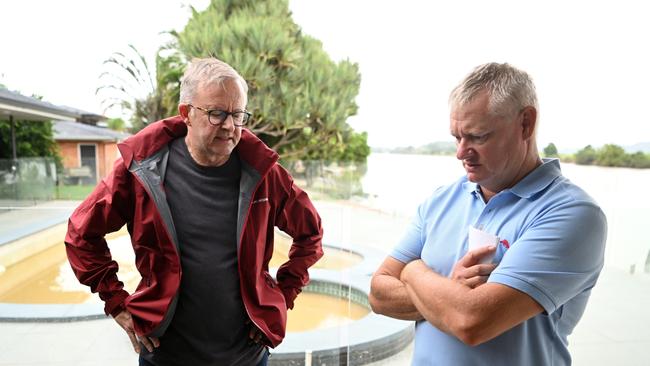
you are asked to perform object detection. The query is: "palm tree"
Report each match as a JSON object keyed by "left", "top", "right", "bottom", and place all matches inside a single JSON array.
[{"left": 96, "top": 44, "right": 183, "bottom": 132}]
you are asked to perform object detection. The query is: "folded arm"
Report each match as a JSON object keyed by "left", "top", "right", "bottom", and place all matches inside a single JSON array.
[
  {"left": 370, "top": 245, "right": 498, "bottom": 322},
  {"left": 369, "top": 256, "right": 423, "bottom": 320},
  {"left": 401, "top": 258, "right": 543, "bottom": 346}
]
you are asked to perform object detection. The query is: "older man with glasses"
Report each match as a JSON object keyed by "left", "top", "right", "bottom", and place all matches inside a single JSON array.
[{"left": 65, "top": 57, "right": 324, "bottom": 366}]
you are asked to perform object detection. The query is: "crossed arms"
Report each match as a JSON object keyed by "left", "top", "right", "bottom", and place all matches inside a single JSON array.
[{"left": 368, "top": 245, "right": 543, "bottom": 346}]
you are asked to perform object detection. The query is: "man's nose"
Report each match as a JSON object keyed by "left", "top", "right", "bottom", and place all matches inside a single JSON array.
[
  {"left": 456, "top": 139, "right": 473, "bottom": 160},
  {"left": 220, "top": 114, "right": 235, "bottom": 130}
]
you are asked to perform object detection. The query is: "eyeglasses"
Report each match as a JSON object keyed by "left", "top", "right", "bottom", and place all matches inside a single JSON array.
[{"left": 188, "top": 104, "right": 251, "bottom": 127}]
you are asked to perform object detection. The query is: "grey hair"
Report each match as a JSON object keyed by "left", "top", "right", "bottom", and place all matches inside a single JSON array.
[
  {"left": 179, "top": 57, "right": 248, "bottom": 104},
  {"left": 449, "top": 62, "right": 538, "bottom": 118}
]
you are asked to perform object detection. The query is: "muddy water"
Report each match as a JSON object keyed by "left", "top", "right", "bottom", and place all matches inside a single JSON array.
[
  {"left": 288, "top": 292, "right": 369, "bottom": 332},
  {"left": 0, "top": 234, "right": 362, "bottom": 303},
  {"left": 270, "top": 233, "right": 363, "bottom": 269},
  {"left": 0, "top": 234, "right": 368, "bottom": 332},
  {"left": 0, "top": 235, "right": 138, "bottom": 304}
]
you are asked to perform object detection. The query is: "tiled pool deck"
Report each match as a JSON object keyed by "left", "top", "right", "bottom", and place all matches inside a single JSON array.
[
  {"left": 0, "top": 200, "right": 76, "bottom": 246},
  {"left": 0, "top": 200, "right": 649, "bottom": 365}
]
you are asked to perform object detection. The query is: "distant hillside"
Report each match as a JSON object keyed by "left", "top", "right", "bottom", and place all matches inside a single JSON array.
[
  {"left": 373, "top": 141, "right": 650, "bottom": 156},
  {"left": 372, "top": 141, "right": 456, "bottom": 155},
  {"left": 557, "top": 143, "right": 650, "bottom": 155},
  {"left": 625, "top": 142, "right": 650, "bottom": 153}
]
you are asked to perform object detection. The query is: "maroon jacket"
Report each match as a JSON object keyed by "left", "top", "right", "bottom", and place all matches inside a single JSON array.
[{"left": 64, "top": 116, "right": 323, "bottom": 347}]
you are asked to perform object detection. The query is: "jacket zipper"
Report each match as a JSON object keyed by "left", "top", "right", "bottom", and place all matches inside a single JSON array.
[
  {"left": 238, "top": 178, "right": 269, "bottom": 344},
  {"left": 131, "top": 161, "right": 182, "bottom": 336}
]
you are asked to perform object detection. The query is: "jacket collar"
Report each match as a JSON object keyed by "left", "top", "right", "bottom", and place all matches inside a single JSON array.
[{"left": 117, "top": 115, "right": 279, "bottom": 175}]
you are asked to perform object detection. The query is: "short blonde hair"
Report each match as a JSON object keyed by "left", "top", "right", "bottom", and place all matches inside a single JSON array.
[
  {"left": 179, "top": 57, "right": 248, "bottom": 104},
  {"left": 449, "top": 62, "right": 538, "bottom": 118}
]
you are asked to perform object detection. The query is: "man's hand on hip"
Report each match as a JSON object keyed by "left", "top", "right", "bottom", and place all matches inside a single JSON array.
[
  {"left": 113, "top": 310, "right": 160, "bottom": 353},
  {"left": 246, "top": 319, "right": 268, "bottom": 345}
]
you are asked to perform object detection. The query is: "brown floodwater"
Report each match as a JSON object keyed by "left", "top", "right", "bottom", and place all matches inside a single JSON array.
[
  {"left": 0, "top": 234, "right": 368, "bottom": 332},
  {"left": 270, "top": 232, "right": 363, "bottom": 270},
  {"left": 288, "top": 292, "right": 369, "bottom": 332}
]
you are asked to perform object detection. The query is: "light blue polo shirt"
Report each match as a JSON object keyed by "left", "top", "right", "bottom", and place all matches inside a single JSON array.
[{"left": 391, "top": 159, "right": 607, "bottom": 366}]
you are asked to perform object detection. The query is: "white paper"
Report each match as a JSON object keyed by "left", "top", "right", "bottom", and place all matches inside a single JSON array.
[{"left": 468, "top": 226, "right": 500, "bottom": 264}]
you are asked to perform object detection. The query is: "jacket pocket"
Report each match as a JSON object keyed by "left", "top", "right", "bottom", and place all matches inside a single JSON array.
[
  {"left": 263, "top": 272, "right": 278, "bottom": 289},
  {"left": 128, "top": 250, "right": 157, "bottom": 302},
  {"left": 129, "top": 275, "right": 150, "bottom": 300},
  {"left": 263, "top": 272, "right": 287, "bottom": 308}
]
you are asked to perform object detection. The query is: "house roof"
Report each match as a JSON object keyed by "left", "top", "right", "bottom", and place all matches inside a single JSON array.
[
  {"left": 0, "top": 88, "right": 80, "bottom": 121},
  {"left": 58, "top": 105, "right": 108, "bottom": 124},
  {"left": 53, "top": 120, "right": 131, "bottom": 142}
]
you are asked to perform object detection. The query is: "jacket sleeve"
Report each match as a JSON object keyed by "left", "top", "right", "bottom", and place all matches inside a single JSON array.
[
  {"left": 64, "top": 159, "right": 134, "bottom": 317},
  {"left": 273, "top": 166, "right": 324, "bottom": 309}
]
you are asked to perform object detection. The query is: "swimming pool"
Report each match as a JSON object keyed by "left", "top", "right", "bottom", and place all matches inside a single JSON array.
[{"left": 0, "top": 228, "right": 413, "bottom": 365}]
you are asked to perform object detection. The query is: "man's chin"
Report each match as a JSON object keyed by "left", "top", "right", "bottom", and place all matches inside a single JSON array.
[
  {"left": 210, "top": 139, "right": 233, "bottom": 149},
  {"left": 465, "top": 172, "right": 483, "bottom": 183}
]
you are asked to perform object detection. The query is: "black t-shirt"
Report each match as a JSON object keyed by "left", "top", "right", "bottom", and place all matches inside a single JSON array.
[{"left": 140, "top": 137, "right": 263, "bottom": 366}]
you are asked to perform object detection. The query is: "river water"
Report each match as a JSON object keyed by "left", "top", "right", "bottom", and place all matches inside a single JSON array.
[{"left": 360, "top": 153, "right": 650, "bottom": 272}]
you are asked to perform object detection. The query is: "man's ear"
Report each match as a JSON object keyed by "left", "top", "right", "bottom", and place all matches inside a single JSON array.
[
  {"left": 178, "top": 103, "right": 190, "bottom": 121},
  {"left": 520, "top": 106, "right": 537, "bottom": 140}
]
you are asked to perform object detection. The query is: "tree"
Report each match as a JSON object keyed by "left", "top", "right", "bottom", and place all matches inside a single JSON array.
[
  {"left": 0, "top": 91, "right": 62, "bottom": 170},
  {"left": 107, "top": 117, "right": 126, "bottom": 132},
  {"left": 96, "top": 45, "right": 182, "bottom": 133},
  {"left": 596, "top": 144, "right": 627, "bottom": 167},
  {"left": 543, "top": 143, "right": 559, "bottom": 158},
  {"left": 573, "top": 144, "right": 650, "bottom": 168},
  {"left": 628, "top": 151, "right": 650, "bottom": 169},
  {"left": 574, "top": 145, "right": 597, "bottom": 165},
  {"left": 0, "top": 120, "right": 61, "bottom": 163},
  {"left": 172, "top": 0, "right": 367, "bottom": 161},
  {"left": 336, "top": 131, "right": 370, "bottom": 163}
]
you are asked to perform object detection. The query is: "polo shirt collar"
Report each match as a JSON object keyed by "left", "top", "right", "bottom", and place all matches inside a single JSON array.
[
  {"left": 509, "top": 158, "right": 561, "bottom": 198},
  {"left": 461, "top": 158, "right": 562, "bottom": 199},
  {"left": 462, "top": 180, "right": 480, "bottom": 194}
]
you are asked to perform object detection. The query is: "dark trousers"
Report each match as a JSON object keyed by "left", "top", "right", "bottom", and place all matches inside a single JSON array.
[{"left": 139, "top": 348, "right": 269, "bottom": 366}]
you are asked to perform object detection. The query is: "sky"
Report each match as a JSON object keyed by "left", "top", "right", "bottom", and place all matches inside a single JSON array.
[{"left": 1, "top": 0, "right": 649, "bottom": 150}]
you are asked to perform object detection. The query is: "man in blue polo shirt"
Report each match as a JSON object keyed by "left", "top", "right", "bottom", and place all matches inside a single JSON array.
[{"left": 369, "top": 63, "right": 607, "bottom": 365}]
